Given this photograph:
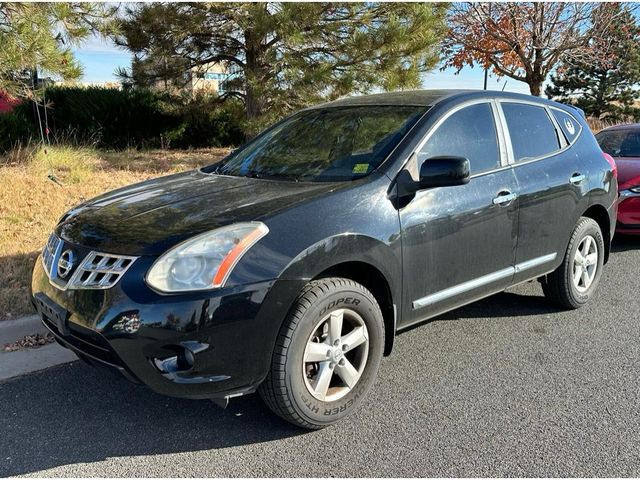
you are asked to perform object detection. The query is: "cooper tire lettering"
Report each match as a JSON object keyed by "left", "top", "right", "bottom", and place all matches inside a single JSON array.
[
  {"left": 259, "top": 277, "right": 384, "bottom": 428},
  {"left": 318, "top": 297, "right": 362, "bottom": 317}
]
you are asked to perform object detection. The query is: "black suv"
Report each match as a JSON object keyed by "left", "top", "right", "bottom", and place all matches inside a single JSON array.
[{"left": 32, "top": 90, "right": 617, "bottom": 429}]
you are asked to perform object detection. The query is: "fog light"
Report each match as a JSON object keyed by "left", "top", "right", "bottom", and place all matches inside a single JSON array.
[
  {"left": 152, "top": 341, "right": 209, "bottom": 375},
  {"left": 154, "top": 354, "right": 189, "bottom": 374}
]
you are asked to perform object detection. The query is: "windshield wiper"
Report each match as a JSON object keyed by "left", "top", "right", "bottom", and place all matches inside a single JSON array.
[
  {"left": 245, "top": 170, "right": 263, "bottom": 179},
  {"left": 210, "top": 166, "right": 301, "bottom": 181},
  {"left": 246, "top": 170, "right": 303, "bottom": 181},
  {"left": 209, "top": 162, "right": 225, "bottom": 175}
]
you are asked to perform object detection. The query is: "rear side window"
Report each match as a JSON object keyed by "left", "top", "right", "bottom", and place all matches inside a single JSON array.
[
  {"left": 551, "top": 108, "right": 581, "bottom": 144},
  {"left": 502, "top": 103, "right": 561, "bottom": 162},
  {"left": 418, "top": 103, "right": 500, "bottom": 174}
]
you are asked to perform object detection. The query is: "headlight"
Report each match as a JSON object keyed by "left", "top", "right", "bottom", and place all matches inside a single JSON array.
[
  {"left": 146, "top": 222, "right": 269, "bottom": 293},
  {"left": 630, "top": 186, "right": 640, "bottom": 193}
]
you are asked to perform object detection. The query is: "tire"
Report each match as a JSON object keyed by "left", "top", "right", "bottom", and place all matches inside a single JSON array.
[
  {"left": 259, "top": 277, "right": 385, "bottom": 429},
  {"left": 542, "top": 217, "right": 605, "bottom": 309}
]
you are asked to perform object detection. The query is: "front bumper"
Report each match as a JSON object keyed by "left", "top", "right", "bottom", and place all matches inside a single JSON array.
[
  {"left": 31, "top": 257, "right": 306, "bottom": 400},
  {"left": 617, "top": 189, "right": 640, "bottom": 234}
]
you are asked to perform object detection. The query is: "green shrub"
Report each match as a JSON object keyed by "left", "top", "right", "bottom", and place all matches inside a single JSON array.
[
  {"left": 168, "top": 98, "right": 245, "bottom": 148},
  {"left": 0, "top": 106, "right": 37, "bottom": 153},
  {"left": 40, "top": 86, "right": 181, "bottom": 149},
  {"left": 0, "top": 87, "right": 245, "bottom": 151}
]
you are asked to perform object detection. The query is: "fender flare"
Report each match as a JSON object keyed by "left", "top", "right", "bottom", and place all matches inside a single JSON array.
[{"left": 278, "top": 233, "right": 401, "bottom": 354}]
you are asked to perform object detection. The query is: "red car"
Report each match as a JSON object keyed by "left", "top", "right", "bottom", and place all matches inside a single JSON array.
[
  {"left": 596, "top": 124, "right": 640, "bottom": 235},
  {"left": 0, "top": 91, "right": 19, "bottom": 113}
]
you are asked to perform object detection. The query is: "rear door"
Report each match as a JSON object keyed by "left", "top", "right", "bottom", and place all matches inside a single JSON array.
[
  {"left": 497, "top": 101, "right": 585, "bottom": 283},
  {"left": 399, "top": 100, "right": 519, "bottom": 327}
]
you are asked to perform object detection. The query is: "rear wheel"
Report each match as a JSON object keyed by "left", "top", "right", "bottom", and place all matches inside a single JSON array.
[
  {"left": 542, "top": 217, "right": 605, "bottom": 309},
  {"left": 259, "top": 277, "right": 384, "bottom": 429}
]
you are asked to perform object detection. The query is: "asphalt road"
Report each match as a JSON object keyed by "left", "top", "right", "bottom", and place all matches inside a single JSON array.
[{"left": 2, "top": 236, "right": 640, "bottom": 477}]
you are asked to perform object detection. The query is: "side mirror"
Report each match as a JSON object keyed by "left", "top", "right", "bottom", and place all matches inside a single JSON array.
[{"left": 419, "top": 156, "right": 470, "bottom": 189}]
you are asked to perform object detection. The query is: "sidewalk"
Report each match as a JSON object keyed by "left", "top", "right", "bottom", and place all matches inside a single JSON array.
[{"left": 0, "top": 315, "right": 76, "bottom": 382}]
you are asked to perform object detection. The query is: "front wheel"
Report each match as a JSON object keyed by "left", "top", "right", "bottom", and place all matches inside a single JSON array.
[
  {"left": 259, "top": 277, "right": 384, "bottom": 429},
  {"left": 542, "top": 217, "right": 605, "bottom": 309}
]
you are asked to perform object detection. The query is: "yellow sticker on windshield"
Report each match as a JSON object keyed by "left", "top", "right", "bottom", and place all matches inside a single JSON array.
[{"left": 352, "top": 163, "right": 369, "bottom": 174}]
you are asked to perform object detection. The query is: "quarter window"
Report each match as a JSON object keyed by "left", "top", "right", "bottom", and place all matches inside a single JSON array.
[
  {"left": 502, "top": 103, "right": 561, "bottom": 161},
  {"left": 551, "top": 108, "right": 581, "bottom": 144},
  {"left": 418, "top": 103, "right": 500, "bottom": 174}
]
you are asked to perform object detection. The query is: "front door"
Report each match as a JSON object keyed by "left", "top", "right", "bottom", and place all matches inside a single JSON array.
[{"left": 399, "top": 101, "right": 519, "bottom": 327}]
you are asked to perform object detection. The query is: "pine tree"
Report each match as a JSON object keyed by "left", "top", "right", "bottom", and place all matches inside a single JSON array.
[
  {"left": 546, "top": 3, "right": 640, "bottom": 121},
  {"left": 0, "top": 3, "right": 114, "bottom": 97},
  {"left": 115, "top": 3, "right": 448, "bottom": 129}
]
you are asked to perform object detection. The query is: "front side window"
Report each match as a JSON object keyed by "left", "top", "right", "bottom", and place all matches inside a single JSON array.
[
  {"left": 502, "top": 103, "right": 561, "bottom": 161},
  {"left": 206, "top": 105, "right": 427, "bottom": 182},
  {"left": 596, "top": 129, "right": 640, "bottom": 158},
  {"left": 417, "top": 102, "right": 500, "bottom": 174}
]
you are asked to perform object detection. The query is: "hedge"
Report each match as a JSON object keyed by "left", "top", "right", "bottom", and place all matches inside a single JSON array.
[{"left": 0, "top": 86, "right": 245, "bottom": 152}]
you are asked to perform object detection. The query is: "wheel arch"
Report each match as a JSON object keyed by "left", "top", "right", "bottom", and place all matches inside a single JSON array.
[
  {"left": 278, "top": 234, "right": 401, "bottom": 356},
  {"left": 581, "top": 204, "right": 611, "bottom": 263},
  {"left": 314, "top": 261, "right": 396, "bottom": 356}
]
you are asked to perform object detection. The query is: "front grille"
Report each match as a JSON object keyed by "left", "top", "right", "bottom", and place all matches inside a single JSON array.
[
  {"left": 42, "top": 233, "right": 63, "bottom": 276},
  {"left": 41, "top": 233, "right": 137, "bottom": 290},
  {"left": 66, "top": 251, "right": 137, "bottom": 290}
]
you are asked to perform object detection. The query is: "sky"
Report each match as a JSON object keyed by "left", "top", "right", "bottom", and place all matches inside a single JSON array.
[
  {"left": 72, "top": 36, "right": 533, "bottom": 95},
  {"left": 72, "top": 36, "right": 132, "bottom": 84}
]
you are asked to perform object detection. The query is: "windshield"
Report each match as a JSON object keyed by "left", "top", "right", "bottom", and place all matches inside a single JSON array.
[
  {"left": 205, "top": 105, "right": 427, "bottom": 182},
  {"left": 596, "top": 129, "right": 640, "bottom": 158}
]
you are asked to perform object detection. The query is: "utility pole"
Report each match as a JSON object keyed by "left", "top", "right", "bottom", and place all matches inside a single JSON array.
[{"left": 484, "top": 3, "right": 491, "bottom": 91}]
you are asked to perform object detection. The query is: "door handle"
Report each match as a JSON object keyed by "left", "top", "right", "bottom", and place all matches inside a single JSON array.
[
  {"left": 492, "top": 191, "right": 518, "bottom": 205},
  {"left": 570, "top": 173, "right": 586, "bottom": 185}
]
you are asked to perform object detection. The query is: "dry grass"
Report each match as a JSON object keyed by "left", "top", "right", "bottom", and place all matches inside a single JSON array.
[
  {"left": 586, "top": 117, "right": 625, "bottom": 134},
  {"left": 0, "top": 145, "right": 229, "bottom": 320}
]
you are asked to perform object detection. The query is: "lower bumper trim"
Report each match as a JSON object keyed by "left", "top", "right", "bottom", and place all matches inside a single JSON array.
[{"left": 41, "top": 318, "right": 140, "bottom": 384}]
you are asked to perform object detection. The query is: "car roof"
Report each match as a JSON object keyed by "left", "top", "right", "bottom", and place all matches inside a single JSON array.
[
  {"left": 598, "top": 123, "right": 640, "bottom": 133},
  {"left": 311, "top": 89, "right": 563, "bottom": 109}
]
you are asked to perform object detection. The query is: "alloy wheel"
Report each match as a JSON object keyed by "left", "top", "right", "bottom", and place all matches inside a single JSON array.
[
  {"left": 573, "top": 234, "right": 598, "bottom": 293},
  {"left": 302, "top": 308, "right": 369, "bottom": 402}
]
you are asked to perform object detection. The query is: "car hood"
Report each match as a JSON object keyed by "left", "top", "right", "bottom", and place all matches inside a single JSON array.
[
  {"left": 56, "top": 169, "right": 345, "bottom": 256},
  {"left": 614, "top": 157, "right": 640, "bottom": 190}
]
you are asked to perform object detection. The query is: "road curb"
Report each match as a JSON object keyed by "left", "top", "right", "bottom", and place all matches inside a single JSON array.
[
  {"left": 0, "top": 314, "right": 77, "bottom": 382},
  {"left": 0, "top": 315, "right": 43, "bottom": 343}
]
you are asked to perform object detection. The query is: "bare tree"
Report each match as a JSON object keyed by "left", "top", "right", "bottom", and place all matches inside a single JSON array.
[{"left": 443, "top": 2, "right": 623, "bottom": 96}]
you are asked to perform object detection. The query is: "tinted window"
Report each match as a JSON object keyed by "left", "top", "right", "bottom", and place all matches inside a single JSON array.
[
  {"left": 551, "top": 108, "right": 581, "bottom": 144},
  {"left": 207, "top": 105, "right": 427, "bottom": 182},
  {"left": 502, "top": 103, "right": 561, "bottom": 161},
  {"left": 418, "top": 103, "right": 500, "bottom": 174},
  {"left": 596, "top": 129, "right": 640, "bottom": 157}
]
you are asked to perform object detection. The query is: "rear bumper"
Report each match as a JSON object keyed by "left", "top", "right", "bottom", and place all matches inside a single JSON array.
[
  {"left": 616, "top": 189, "right": 640, "bottom": 234},
  {"left": 616, "top": 222, "right": 640, "bottom": 235},
  {"left": 31, "top": 257, "right": 306, "bottom": 400}
]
